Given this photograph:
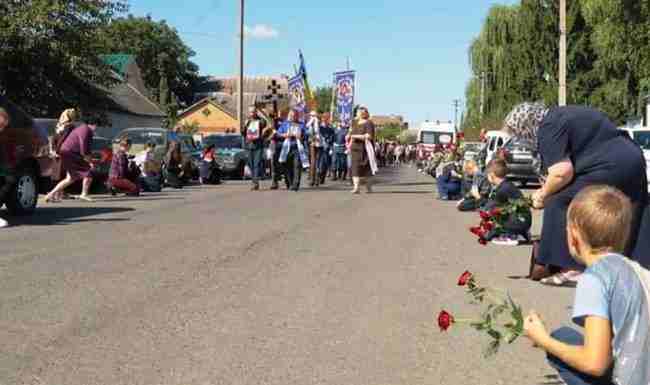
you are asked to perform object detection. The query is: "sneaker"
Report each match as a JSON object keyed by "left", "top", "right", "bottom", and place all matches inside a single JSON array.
[
  {"left": 0, "top": 217, "right": 8, "bottom": 228},
  {"left": 491, "top": 236, "right": 519, "bottom": 246}
]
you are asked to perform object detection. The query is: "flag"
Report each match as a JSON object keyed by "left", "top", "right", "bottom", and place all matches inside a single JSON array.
[
  {"left": 288, "top": 73, "right": 307, "bottom": 113},
  {"left": 334, "top": 70, "right": 355, "bottom": 127},
  {"left": 298, "top": 50, "right": 314, "bottom": 106}
]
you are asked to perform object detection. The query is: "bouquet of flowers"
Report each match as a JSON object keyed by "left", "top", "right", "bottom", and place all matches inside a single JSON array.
[
  {"left": 437, "top": 271, "right": 524, "bottom": 357},
  {"left": 469, "top": 197, "right": 532, "bottom": 245}
]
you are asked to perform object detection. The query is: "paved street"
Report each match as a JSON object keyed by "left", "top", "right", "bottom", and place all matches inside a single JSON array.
[{"left": 1, "top": 167, "right": 573, "bottom": 385}]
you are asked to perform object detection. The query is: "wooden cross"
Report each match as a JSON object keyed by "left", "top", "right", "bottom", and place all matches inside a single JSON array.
[{"left": 264, "top": 79, "right": 284, "bottom": 116}]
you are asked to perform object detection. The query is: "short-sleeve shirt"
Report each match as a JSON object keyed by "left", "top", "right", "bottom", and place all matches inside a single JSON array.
[
  {"left": 538, "top": 106, "right": 624, "bottom": 175},
  {"left": 572, "top": 254, "right": 650, "bottom": 385}
]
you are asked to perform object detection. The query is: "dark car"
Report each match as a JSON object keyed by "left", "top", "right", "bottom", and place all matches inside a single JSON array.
[
  {"left": 202, "top": 134, "right": 248, "bottom": 179},
  {"left": 0, "top": 96, "right": 55, "bottom": 215},
  {"left": 499, "top": 138, "right": 540, "bottom": 187},
  {"left": 113, "top": 128, "right": 200, "bottom": 180}
]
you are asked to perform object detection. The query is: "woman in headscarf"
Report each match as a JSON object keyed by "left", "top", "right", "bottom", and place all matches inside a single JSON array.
[
  {"left": 44, "top": 112, "right": 97, "bottom": 202},
  {"left": 165, "top": 141, "right": 184, "bottom": 189},
  {"left": 348, "top": 106, "right": 376, "bottom": 194},
  {"left": 503, "top": 102, "right": 649, "bottom": 285}
]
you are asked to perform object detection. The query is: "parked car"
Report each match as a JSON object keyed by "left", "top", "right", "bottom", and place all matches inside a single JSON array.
[
  {"left": 0, "top": 95, "right": 54, "bottom": 215},
  {"left": 112, "top": 127, "right": 200, "bottom": 180},
  {"left": 499, "top": 138, "right": 540, "bottom": 187},
  {"left": 202, "top": 134, "right": 248, "bottom": 179},
  {"left": 462, "top": 141, "right": 484, "bottom": 161},
  {"left": 621, "top": 127, "right": 650, "bottom": 190}
]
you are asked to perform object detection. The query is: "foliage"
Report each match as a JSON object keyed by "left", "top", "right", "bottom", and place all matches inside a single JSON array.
[
  {"left": 97, "top": 14, "right": 200, "bottom": 107},
  {"left": 398, "top": 130, "right": 417, "bottom": 144},
  {"left": 463, "top": 0, "right": 650, "bottom": 134},
  {"left": 178, "top": 120, "right": 200, "bottom": 134},
  {"left": 376, "top": 123, "right": 403, "bottom": 141},
  {"left": 313, "top": 86, "right": 334, "bottom": 114},
  {"left": 0, "top": 0, "right": 128, "bottom": 117}
]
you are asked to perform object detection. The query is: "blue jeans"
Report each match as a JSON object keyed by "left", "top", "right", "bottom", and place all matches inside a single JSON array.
[
  {"left": 437, "top": 174, "right": 461, "bottom": 198},
  {"left": 248, "top": 147, "right": 264, "bottom": 183},
  {"left": 547, "top": 327, "right": 614, "bottom": 385}
]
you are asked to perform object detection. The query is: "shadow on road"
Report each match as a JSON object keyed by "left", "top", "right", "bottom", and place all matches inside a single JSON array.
[
  {"left": 9, "top": 207, "right": 135, "bottom": 226},
  {"left": 98, "top": 197, "right": 185, "bottom": 203}
]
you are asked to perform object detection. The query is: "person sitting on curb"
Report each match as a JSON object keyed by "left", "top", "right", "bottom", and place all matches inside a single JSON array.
[
  {"left": 484, "top": 158, "right": 532, "bottom": 246},
  {"left": 109, "top": 138, "right": 140, "bottom": 196},
  {"left": 457, "top": 159, "right": 491, "bottom": 212},
  {"left": 524, "top": 185, "right": 650, "bottom": 385},
  {"left": 436, "top": 151, "right": 462, "bottom": 200},
  {"left": 134, "top": 141, "right": 162, "bottom": 192}
]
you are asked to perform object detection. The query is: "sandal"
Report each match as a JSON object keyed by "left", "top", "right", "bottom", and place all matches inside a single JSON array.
[
  {"left": 540, "top": 270, "right": 581, "bottom": 287},
  {"left": 77, "top": 195, "right": 95, "bottom": 202},
  {"left": 44, "top": 195, "right": 61, "bottom": 203}
]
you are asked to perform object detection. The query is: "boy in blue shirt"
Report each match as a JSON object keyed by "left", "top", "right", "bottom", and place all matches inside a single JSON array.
[{"left": 524, "top": 185, "right": 650, "bottom": 385}]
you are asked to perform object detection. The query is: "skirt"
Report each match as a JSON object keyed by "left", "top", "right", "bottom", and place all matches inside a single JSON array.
[
  {"left": 350, "top": 146, "right": 370, "bottom": 178},
  {"left": 60, "top": 152, "right": 91, "bottom": 181},
  {"left": 538, "top": 137, "right": 649, "bottom": 269}
]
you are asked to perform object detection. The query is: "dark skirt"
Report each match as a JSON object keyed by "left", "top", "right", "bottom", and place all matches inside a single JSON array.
[
  {"left": 350, "top": 143, "right": 370, "bottom": 178},
  {"left": 538, "top": 137, "right": 649, "bottom": 269},
  {"left": 60, "top": 151, "right": 91, "bottom": 181}
]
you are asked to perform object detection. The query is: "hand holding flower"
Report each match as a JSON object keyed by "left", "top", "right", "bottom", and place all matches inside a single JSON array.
[{"left": 524, "top": 310, "right": 549, "bottom": 347}]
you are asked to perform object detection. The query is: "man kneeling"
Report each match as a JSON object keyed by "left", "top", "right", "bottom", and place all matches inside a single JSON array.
[{"left": 109, "top": 138, "right": 140, "bottom": 196}]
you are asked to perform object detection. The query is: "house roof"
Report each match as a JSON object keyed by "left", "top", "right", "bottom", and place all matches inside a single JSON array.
[
  {"left": 100, "top": 54, "right": 137, "bottom": 78},
  {"left": 178, "top": 97, "right": 236, "bottom": 120},
  {"left": 107, "top": 81, "right": 165, "bottom": 117},
  {"left": 373, "top": 115, "right": 405, "bottom": 126},
  {"left": 180, "top": 93, "right": 259, "bottom": 119}
]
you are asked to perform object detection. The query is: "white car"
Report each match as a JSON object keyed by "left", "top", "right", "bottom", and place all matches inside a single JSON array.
[
  {"left": 484, "top": 131, "right": 511, "bottom": 165},
  {"left": 621, "top": 128, "right": 650, "bottom": 190}
]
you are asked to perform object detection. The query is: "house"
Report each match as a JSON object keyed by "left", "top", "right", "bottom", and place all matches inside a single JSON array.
[
  {"left": 193, "top": 75, "right": 290, "bottom": 114},
  {"left": 97, "top": 54, "right": 165, "bottom": 138},
  {"left": 175, "top": 96, "right": 243, "bottom": 135},
  {"left": 373, "top": 115, "right": 409, "bottom": 130}
]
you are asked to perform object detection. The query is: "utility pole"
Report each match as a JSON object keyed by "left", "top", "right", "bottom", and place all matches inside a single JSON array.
[
  {"left": 559, "top": 0, "right": 567, "bottom": 106},
  {"left": 479, "top": 71, "right": 486, "bottom": 120},
  {"left": 453, "top": 99, "right": 461, "bottom": 130},
  {"left": 237, "top": 0, "right": 245, "bottom": 132}
]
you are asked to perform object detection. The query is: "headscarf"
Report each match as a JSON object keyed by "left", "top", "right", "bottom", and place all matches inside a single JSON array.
[
  {"left": 0, "top": 107, "right": 9, "bottom": 127},
  {"left": 503, "top": 102, "right": 549, "bottom": 144},
  {"left": 56, "top": 108, "right": 79, "bottom": 134}
]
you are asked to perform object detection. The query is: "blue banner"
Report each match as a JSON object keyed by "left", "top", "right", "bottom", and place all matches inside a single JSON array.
[
  {"left": 334, "top": 71, "right": 355, "bottom": 128},
  {"left": 288, "top": 73, "right": 307, "bottom": 113}
]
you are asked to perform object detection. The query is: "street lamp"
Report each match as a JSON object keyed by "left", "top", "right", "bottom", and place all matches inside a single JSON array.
[{"left": 238, "top": 0, "right": 245, "bottom": 132}]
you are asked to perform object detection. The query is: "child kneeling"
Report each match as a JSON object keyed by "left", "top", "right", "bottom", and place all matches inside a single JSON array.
[
  {"left": 524, "top": 185, "right": 650, "bottom": 385},
  {"left": 485, "top": 159, "right": 531, "bottom": 245}
]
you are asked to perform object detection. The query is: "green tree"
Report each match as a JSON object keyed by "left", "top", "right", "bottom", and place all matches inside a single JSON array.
[
  {"left": 0, "top": 0, "right": 128, "bottom": 116},
  {"left": 98, "top": 15, "right": 200, "bottom": 107},
  {"left": 376, "top": 123, "right": 403, "bottom": 141},
  {"left": 313, "top": 86, "right": 334, "bottom": 114}
]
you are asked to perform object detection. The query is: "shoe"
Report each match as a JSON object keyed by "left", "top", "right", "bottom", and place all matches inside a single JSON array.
[
  {"left": 250, "top": 183, "right": 260, "bottom": 191},
  {"left": 0, "top": 217, "right": 9, "bottom": 228},
  {"left": 77, "top": 195, "right": 94, "bottom": 202},
  {"left": 270, "top": 183, "right": 279, "bottom": 190},
  {"left": 491, "top": 236, "right": 519, "bottom": 246},
  {"left": 110, "top": 187, "right": 118, "bottom": 196}
]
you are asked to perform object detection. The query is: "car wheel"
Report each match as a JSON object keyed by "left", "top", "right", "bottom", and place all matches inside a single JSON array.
[{"left": 5, "top": 167, "right": 38, "bottom": 216}]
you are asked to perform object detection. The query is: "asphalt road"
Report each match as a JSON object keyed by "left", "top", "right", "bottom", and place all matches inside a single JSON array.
[{"left": 1, "top": 167, "right": 574, "bottom": 385}]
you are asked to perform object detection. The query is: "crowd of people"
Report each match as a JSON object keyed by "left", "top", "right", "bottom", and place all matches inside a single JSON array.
[{"left": 439, "top": 102, "right": 650, "bottom": 385}]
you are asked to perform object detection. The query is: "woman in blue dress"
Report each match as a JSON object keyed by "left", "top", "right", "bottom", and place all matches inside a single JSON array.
[{"left": 504, "top": 102, "right": 650, "bottom": 286}]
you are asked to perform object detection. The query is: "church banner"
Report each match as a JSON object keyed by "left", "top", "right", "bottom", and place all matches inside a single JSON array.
[
  {"left": 288, "top": 73, "right": 307, "bottom": 113},
  {"left": 334, "top": 70, "right": 355, "bottom": 127}
]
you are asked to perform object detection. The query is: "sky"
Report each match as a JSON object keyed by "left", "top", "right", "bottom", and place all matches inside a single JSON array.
[{"left": 127, "top": 0, "right": 517, "bottom": 126}]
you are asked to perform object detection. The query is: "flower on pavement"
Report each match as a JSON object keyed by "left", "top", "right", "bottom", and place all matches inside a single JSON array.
[
  {"left": 437, "top": 310, "right": 454, "bottom": 331},
  {"left": 458, "top": 271, "right": 473, "bottom": 286}
]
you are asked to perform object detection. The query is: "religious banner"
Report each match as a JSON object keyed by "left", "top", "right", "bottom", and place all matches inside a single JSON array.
[
  {"left": 334, "top": 70, "right": 355, "bottom": 127},
  {"left": 288, "top": 73, "right": 307, "bottom": 113}
]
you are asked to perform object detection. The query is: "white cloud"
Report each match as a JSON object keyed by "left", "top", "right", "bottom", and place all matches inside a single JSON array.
[{"left": 244, "top": 24, "right": 279, "bottom": 40}]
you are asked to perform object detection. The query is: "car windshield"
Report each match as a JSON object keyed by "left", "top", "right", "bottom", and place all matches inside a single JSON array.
[
  {"left": 204, "top": 136, "right": 243, "bottom": 149},
  {"left": 123, "top": 131, "right": 166, "bottom": 146},
  {"left": 633, "top": 131, "right": 650, "bottom": 150},
  {"left": 420, "top": 132, "right": 453, "bottom": 145}
]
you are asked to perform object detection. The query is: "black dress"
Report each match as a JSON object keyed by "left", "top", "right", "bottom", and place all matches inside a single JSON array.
[{"left": 537, "top": 106, "right": 649, "bottom": 269}]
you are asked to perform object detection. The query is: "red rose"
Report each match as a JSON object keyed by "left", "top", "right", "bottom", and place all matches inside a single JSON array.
[
  {"left": 478, "top": 237, "right": 488, "bottom": 246},
  {"left": 479, "top": 211, "right": 491, "bottom": 220},
  {"left": 470, "top": 226, "right": 483, "bottom": 236},
  {"left": 458, "top": 271, "right": 473, "bottom": 286},
  {"left": 438, "top": 310, "right": 454, "bottom": 331},
  {"left": 482, "top": 221, "right": 494, "bottom": 231},
  {"left": 490, "top": 208, "right": 502, "bottom": 217}
]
